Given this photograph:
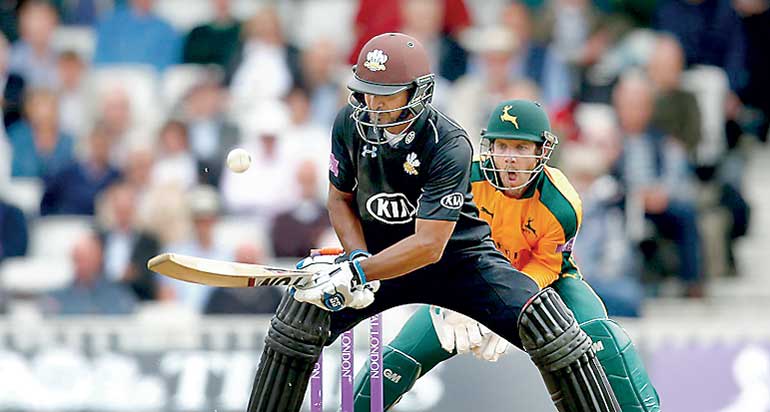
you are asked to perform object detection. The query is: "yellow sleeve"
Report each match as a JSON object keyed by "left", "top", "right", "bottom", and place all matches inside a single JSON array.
[{"left": 521, "top": 218, "right": 565, "bottom": 289}]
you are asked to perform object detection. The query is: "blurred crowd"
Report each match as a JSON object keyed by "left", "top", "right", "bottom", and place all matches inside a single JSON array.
[{"left": 0, "top": 0, "right": 766, "bottom": 318}]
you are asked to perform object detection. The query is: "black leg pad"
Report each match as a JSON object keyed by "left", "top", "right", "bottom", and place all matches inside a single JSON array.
[
  {"left": 519, "top": 288, "right": 620, "bottom": 412},
  {"left": 247, "top": 293, "right": 331, "bottom": 412}
]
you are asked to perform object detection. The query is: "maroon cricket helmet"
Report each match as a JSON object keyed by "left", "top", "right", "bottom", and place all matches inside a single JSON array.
[
  {"left": 347, "top": 32, "right": 436, "bottom": 143},
  {"left": 348, "top": 32, "right": 432, "bottom": 95}
]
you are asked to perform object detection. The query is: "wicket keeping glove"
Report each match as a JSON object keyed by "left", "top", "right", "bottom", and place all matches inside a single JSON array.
[
  {"left": 429, "top": 306, "right": 484, "bottom": 354},
  {"left": 471, "top": 324, "right": 511, "bottom": 362}
]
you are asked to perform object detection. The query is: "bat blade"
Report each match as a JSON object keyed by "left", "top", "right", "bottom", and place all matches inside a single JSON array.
[{"left": 147, "top": 253, "right": 312, "bottom": 288}]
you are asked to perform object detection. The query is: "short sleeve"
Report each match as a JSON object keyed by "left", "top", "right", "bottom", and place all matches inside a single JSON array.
[
  {"left": 416, "top": 136, "right": 472, "bottom": 221},
  {"left": 329, "top": 109, "right": 356, "bottom": 192}
]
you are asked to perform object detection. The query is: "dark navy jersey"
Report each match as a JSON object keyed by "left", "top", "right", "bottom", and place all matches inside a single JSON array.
[{"left": 329, "top": 104, "right": 491, "bottom": 254}]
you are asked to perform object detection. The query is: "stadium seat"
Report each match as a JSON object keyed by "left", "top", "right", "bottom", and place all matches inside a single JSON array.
[
  {"left": 153, "top": 0, "right": 212, "bottom": 31},
  {"left": 213, "top": 216, "right": 270, "bottom": 257},
  {"left": 6, "top": 178, "right": 43, "bottom": 217},
  {"left": 289, "top": 0, "right": 355, "bottom": 48},
  {"left": 161, "top": 64, "right": 216, "bottom": 111},
  {"left": 0, "top": 256, "right": 74, "bottom": 294},
  {"left": 29, "top": 216, "right": 94, "bottom": 258},
  {"left": 52, "top": 26, "right": 96, "bottom": 60}
]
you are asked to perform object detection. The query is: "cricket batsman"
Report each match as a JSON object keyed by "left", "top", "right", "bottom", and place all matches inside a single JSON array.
[
  {"left": 351, "top": 99, "right": 661, "bottom": 411},
  {"left": 247, "top": 33, "right": 619, "bottom": 412}
]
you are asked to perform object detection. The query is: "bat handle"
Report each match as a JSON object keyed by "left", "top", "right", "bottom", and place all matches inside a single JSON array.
[{"left": 310, "top": 247, "right": 344, "bottom": 256}]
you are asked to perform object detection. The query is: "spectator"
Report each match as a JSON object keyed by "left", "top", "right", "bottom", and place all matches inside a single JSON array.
[
  {"left": 612, "top": 72, "right": 704, "bottom": 298},
  {"left": 150, "top": 120, "right": 197, "bottom": 189},
  {"left": 179, "top": 77, "right": 239, "bottom": 187},
  {"left": 294, "top": 39, "right": 346, "bottom": 127},
  {"left": 40, "top": 124, "right": 121, "bottom": 215},
  {"left": 449, "top": 26, "right": 520, "bottom": 148},
  {"left": 270, "top": 159, "right": 331, "bottom": 258},
  {"left": 546, "top": 0, "right": 595, "bottom": 66},
  {"left": 735, "top": 0, "right": 770, "bottom": 142},
  {"left": 93, "top": 0, "right": 180, "bottom": 71},
  {"left": 229, "top": 6, "right": 293, "bottom": 115},
  {"left": 8, "top": 89, "right": 74, "bottom": 178},
  {"left": 0, "top": 128, "right": 9, "bottom": 189},
  {"left": 401, "top": 0, "right": 468, "bottom": 83},
  {"left": 654, "top": 0, "right": 748, "bottom": 96},
  {"left": 0, "top": 1, "right": 19, "bottom": 43},
  {"left": 182, "top": 0, "right": 242, "bottom": 80},
  {"left": 499, "top": 1, "right": 572, "bottom": 110},
  {"left": 158, "top": 185, "right": 229, "bottom": 312},
  {"left": 57, "top": 50, "right": 89, "bottom": 139},
  {"left": 9, "top": 1, "right": 59, "bottom": 89},
  {"left": 0, "top": 32, "right": 25, "bottom": 129},
  {"left": 0, "top": 199, "right": 28, "bottom": 263},
  {"left": 52, "top": 0, "right": 100, "bottom": 26},
  {"left": 347, "top": 0, "right": 471, "bottom": 65},
  {"left": 648, "top": 35, "right": 702, "bottom": 163},
  {"left": 282, "top": 87, "right": 331, "bottom": 188},
  {"left": 0, "top": 34, "right": 10, "bottom": 184},
  {"left": 96, "top": 86, "right": 134, "bottom": 166},
  {"left": 204, "top": 242, "right": 283, "bottom": 314},
  {"left": 42, "top": 231, "right": 137, "bottom": 315},
  {"left": 565, "top": 141, "right": 644, "bottom": 317},
  {"left": 97, "top": 182, "right": 160, "bottom": 300},
  {"left": 220, "top": 102, "right": 296, "bottom": 219},
  {"left": 123, "top": 144, "right": 154, "bottom": 196}
]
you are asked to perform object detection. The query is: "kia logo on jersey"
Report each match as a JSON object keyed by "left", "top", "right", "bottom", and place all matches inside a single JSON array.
[
  {"left": 366, "top": 193, "right": 416, "bottom": 224},
  {"left": 440, "top": 192, "right": 464, "bottom": 210}
]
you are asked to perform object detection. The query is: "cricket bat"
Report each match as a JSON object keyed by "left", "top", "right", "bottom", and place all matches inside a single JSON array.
[{"left": 147, "top": 253, "right": 313, "bottom": 288}]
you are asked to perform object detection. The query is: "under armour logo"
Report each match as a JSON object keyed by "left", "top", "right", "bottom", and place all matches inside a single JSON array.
[{"left": 362, "top": 145, "right": 378, "bottom": 158}]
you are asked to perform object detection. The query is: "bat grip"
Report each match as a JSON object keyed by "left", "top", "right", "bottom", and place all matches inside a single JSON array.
[{"left": 310, "top": 247, "right": 344, "bottom": 257}]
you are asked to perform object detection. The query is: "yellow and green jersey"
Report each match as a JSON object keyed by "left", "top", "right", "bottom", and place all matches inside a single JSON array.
[{"left": 471, "top": 162, "right": 582, "bottom": 288}]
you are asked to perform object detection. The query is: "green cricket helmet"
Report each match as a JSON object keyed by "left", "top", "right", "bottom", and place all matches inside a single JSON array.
[{"left": 479, "top": 99, "right": 559, "bottom": 191}]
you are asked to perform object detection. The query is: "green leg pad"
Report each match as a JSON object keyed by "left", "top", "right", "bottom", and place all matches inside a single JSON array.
[
  {"left": 353, "top": 345, "right": 423, "bottom": 411},
  {"left": 554, "top": 276, "right": 660, "bottom": 411},
  {"left": 353, "top": 306, "right": 455, "bottom": 411},
  {"left": 581, "top": 319, "right": 661, "bottom": 412}
]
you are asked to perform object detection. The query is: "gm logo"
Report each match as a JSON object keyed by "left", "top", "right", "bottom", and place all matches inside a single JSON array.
[
  {"left": 440, "top": 192, "right": 464, "bottom": 210},
  {"left": 366, "top": 193, "right": 416, "bottom": 224},
  {"left": 384, "top": 369, "right": 402, "bottom": 383}
]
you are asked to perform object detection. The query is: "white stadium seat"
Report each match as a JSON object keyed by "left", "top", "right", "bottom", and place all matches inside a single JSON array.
[
  {"left": 29, "top": 216, "right": 94, "bottom": 259},
  {"left": 5, "top": 178, "right": 43, "bottom": 217},
  {"left": 52, "top": 25, "right": 96, "bottom": 60},
  {"left": 213, "top": 216, "right": 269, "bottom": 256},
  {"left": 161, "top": 64, "right": 214, "bottom": 110},
  {"left": 153, "top": 0, "right": 212, "bottom": 31},
  {"left": 0, "top": 256, "right": 74, "bottom": 294}
]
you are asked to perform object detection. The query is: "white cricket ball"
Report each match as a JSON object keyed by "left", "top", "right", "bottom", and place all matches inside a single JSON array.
[{"left": 226, "top": 148, "right": 252, "bottom": 173}]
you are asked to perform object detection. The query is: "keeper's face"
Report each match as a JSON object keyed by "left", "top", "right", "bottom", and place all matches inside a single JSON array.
[
  {"left": 490, "top": 139, "right": 539, "bottom": 188},
  {"left": 364, "top": 90, "right": 409, "bottom": 126}
]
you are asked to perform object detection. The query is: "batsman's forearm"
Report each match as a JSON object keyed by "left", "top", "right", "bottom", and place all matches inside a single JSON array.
[
  {"left": 327, "top": 198, "right": 368, "bottom": 253},
  {"left": 359, "top": 235, "right": 441, "bottom": 281}
]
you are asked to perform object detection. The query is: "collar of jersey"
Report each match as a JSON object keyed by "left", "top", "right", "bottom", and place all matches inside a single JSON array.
[
  {"left": 484, "top": 164, "right": 543, "bottom": 200},
  {"left": 363, "top": 107, "right": 430, "bottom": 149},
  {"left": 396, "top": 107, "right": 431, "bottom": 149},
  {"left": 517, "top": 171, "right": 543, "bottom": 199}
]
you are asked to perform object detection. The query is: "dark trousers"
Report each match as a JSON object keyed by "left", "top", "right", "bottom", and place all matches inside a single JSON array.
[
  {"left": 326, "top": 239, "right": 538, "bottom": 348},
  {"left": 647, "top": 200, "right": 702, "bottom": 284}
]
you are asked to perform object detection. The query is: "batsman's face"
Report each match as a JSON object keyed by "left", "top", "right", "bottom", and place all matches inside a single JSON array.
[
  {"left": 364, "top": 90, "right": 409, "bottom": 126},
  {"left": 491, "top": 139, "right": 538, "bottom": 188}
]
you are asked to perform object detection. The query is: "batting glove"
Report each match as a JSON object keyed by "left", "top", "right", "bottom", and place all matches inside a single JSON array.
[{"left": 293, "top": 249, "right": 378, "bottom": 311}]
